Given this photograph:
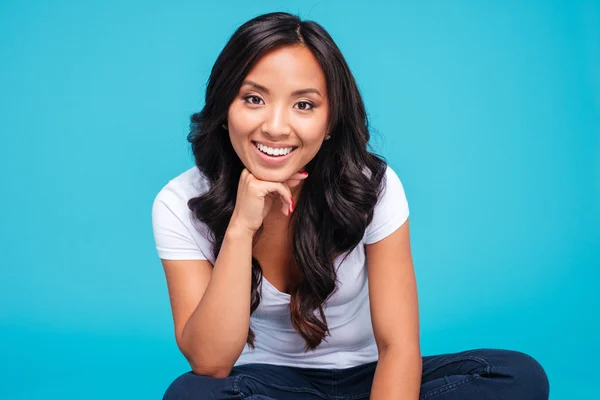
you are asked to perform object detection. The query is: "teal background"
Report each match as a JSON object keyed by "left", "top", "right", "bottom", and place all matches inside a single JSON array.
[{"left": 1, "top": 1, "right": 598, "bottom": 399}]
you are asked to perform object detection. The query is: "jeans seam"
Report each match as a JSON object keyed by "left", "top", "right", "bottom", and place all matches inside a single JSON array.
[
  {"left": 332, "top": 391, "right": 371, "bottom": 400},
  {"left": 237, "top": 374, "right": 328, "bottom": 399},
  {"left": 423, "top": 355, "right": 491, "bottom": 378},
  {"left": 231, "top": 375, "right": 244, "bottom": 396},
  {"left": 420, "top": 374, "right": 479, "bottom": 400},
  {"left": 468, "top": 356, "right": 491, "bottom": 375}
]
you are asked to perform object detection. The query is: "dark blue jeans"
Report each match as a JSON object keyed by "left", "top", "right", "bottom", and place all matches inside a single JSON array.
[{"left": 163, "top": 348, "right": 549, "bottom": 399}]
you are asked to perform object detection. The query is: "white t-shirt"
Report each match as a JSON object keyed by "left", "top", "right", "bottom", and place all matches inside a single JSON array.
[{"left": 151, "top": 164, "right": 410, "bottom": 369}]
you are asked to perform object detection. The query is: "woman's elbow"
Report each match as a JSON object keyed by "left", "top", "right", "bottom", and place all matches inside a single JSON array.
[
  {"left": 178, "top": 343, "right": 234, "bottom": 378},
  {"left": 189, "top": 362, "right": 232, "bottom": 378}
]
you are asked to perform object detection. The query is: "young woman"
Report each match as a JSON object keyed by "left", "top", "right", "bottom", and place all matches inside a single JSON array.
[{"left": 152, "top": 12, "right": 549, "bottom": 400}]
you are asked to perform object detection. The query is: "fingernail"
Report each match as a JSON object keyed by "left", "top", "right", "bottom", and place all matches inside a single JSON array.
[
  {"left": 290, "top": 197, "right": 294, "bottom": 212},
  {"left": 300, "top": 171, "right": 308, "bottom": 176}
]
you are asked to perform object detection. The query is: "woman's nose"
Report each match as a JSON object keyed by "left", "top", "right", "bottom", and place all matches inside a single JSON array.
[{"left": 261, "top": 106, "right": 291, "bottom": 138}]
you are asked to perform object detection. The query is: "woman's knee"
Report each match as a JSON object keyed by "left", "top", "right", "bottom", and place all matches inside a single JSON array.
[
  {"left": 163, "top": 372, "right": 200, "bottom": 400},
  {"left": 498, "top": 350, "right": 550, "bottom": 400},
  {"left": 162, "top": 371, "right": 239, "bottom": 400}
]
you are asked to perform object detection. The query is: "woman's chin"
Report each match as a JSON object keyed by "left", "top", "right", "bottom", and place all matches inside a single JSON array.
[{"left": 250, "top": 166, "right": 296, "bottom": 183}]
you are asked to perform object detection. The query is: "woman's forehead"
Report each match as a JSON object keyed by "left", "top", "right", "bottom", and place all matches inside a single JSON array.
[{"left": 244, "top": 45, "right": 327, "bottom": 95}]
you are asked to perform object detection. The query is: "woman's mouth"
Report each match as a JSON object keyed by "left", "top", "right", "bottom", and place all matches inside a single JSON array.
[{"left": 251, "top": 141, "right": 298, "bottom": 166}]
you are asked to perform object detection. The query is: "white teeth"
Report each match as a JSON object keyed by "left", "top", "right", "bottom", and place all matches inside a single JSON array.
[{"left": 256, "top": 142, "right": 294, "bottom": 156}]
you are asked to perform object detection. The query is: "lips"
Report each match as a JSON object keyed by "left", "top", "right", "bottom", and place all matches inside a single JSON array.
[
  {"left": 252, "top": 141, "right": 297, "bottom": 157},
  {"left": 251, "top": 141, "right": 298, "bottom": 166}
]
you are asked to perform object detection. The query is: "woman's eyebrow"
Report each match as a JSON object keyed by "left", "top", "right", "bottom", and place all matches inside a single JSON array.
[{"left": 242, "top": 80, "right": 323, "bottom": 98}]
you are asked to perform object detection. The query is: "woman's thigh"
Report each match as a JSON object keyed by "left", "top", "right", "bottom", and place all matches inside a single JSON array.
[
  {"left": 162, "top": 363, "right": 329, "bottom": 400},
  {"left": 163, "top": 348, "right": 549, "bottom": 400},
  {"left": 420, "top": 348, "right": 549, "bottom": 400},
  {"left": 334, "top": 348, "right": 549, "bottom": 400}
]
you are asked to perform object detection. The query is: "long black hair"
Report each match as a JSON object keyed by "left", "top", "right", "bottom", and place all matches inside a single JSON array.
[{"left": 187, "top": 11, "right": 388, "bottom": 351}]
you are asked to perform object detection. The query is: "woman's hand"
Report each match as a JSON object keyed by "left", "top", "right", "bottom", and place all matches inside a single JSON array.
[{"left": 230, "top": 169, "right": 309, "bottom": 236}]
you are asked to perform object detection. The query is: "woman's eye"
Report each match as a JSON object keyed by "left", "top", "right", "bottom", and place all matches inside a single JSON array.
[
  {"left": 295, "top": 101, "right": 314, "bottom": 111},
  {"left": 244, "top": 95, "right": 263, "bottom": 105},
  {"left": 243, "top": 96, "right": 313, "bottom": 110}
]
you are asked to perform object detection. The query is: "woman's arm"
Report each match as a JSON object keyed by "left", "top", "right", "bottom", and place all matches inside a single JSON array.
[
  {"left": 162, "top": 221, "right": 254, "bottom": 378},
  {"left": 366, "top": 218, "right": 422, "bottom": 400}
]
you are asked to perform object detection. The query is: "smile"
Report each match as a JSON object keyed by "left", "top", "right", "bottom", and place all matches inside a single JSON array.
[
  {"left": 251, "top": 141, "right": 298, "bottom": 166},
  {"left": 253, "top": 141, "right": 297, "bottom": 156}
]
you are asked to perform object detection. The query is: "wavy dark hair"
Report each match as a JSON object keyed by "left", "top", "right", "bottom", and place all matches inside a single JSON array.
[{"left": 187, "top": 11, "right": 388, "bottom": 351}]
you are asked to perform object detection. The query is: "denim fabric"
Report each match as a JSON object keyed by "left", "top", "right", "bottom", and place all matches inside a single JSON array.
[{"left": 162, "top": 348, "right": 549, "bottom": 400}]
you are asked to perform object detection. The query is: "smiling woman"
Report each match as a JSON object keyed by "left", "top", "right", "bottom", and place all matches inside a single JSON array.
[
  {"left": 151, "top": 11, "right": 549, "bottom": 400},
  {"left": 226, "top": 45, "right": 329, "bottom": 177}
]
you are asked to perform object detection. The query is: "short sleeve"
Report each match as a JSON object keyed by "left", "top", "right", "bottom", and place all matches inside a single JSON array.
[
  {"left": 151, "top": 187, "right": 211, "bottom": 260},
  {"left": 364, "top": 165, "right": 410, "bottom": 245}
]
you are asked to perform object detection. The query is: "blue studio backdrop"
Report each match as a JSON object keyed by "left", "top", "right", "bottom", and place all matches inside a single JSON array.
[{"left": 0, "top": 1, "right": 598, "bottom": 399}]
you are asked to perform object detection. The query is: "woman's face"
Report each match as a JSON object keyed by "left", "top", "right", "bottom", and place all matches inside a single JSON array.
[{"left": 227, "top": 44, "right": 330, "bottom": 183}]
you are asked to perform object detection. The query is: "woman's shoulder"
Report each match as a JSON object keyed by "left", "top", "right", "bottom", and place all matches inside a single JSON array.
[
  {"left": 364, "top": 162, "right": 409, "bottom": 245},
  {"left": 361, "top": 162, "right": 401, "bottom": 185},
  {"left": 381, "top": 164, "right": 404, "bottom": 190},
  {"left": 154, "top": 165, "right": 210, "bottom": 205},
  {"left": 151, "top": 165, "right": 214, "bottom": 261}
]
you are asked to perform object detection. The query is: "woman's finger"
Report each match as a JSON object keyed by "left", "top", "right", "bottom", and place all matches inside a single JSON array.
[
  {"left": 280, "top": 181, "right": 292, "bottom": 216},
  {"left": 258, "top": 181, "right": 293, "bottom": 216},
  {"left": 286, "top": 171, "right": 309, "bottom": 188}
]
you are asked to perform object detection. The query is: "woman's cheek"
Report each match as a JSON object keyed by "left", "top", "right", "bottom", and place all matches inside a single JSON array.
[{"left": 240, "top": 108, "right": 264, "bottom": 126}]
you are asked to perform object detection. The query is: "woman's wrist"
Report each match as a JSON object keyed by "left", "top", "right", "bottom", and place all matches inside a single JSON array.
[{"left": 226, "top": 220, "right": 256, "bottom": 241}]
